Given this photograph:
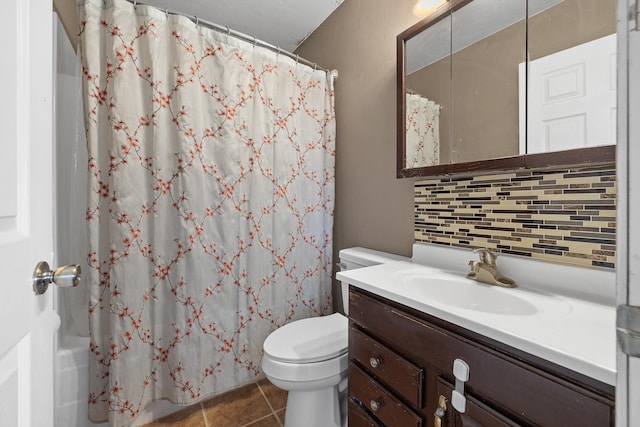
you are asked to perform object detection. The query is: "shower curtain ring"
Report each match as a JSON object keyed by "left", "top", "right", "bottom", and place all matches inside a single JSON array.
[
  {"left": 164, "top": 8, "right": 169, "bottom": 17},
  {"left": 226, "top": 26, "right": 231, "bottom": 35},
  {"left": 314, "top": 63, "right": 317, "bottom": 71},
  {"left": 195, "top": 16, "right": 199, "bottom": 27},
  {"left": 252, "top": 36, "right": 257, "bottom": 47},
  {"left": 296, "top": 54, "right": 299, "bottom": 64},
  {"left": 133, "top": 0, "right": 137, "bottom": 9}
]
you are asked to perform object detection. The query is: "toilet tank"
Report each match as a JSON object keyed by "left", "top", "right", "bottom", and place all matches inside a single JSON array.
[{"left": 338, "top": 247, "right": 408, "bottom": 315}]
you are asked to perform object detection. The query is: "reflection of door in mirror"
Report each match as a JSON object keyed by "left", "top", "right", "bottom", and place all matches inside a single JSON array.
[
  {"left": 524, "top": 0, "right": 617, "bottom": 154},
  {"left": 522, "top": 35, "right": 616, "bottom": 154}
]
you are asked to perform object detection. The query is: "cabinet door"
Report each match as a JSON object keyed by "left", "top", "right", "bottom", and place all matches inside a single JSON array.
[{"left": 435, "top": 377, "right": 521, "bottom": 427}]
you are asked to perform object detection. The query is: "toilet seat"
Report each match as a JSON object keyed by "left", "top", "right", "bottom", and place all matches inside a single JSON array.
[{"left": 263, "top": 313, "right": 347, "bottom": 364}]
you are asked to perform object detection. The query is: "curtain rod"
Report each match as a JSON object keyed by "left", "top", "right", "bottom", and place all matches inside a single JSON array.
[{"left": 125, "top": 0, "right": 338, "bottom": 79}]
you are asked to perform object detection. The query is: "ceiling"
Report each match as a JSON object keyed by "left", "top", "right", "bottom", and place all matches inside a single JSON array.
[{"left": 139, "top": 0, "right": 345, "bottom": 52}]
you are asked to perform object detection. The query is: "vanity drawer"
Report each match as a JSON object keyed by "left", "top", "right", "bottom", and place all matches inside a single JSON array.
[
  {"left": 348, "top": 399, "right": 383, "bottom": 427},
  {"left": 349, "top": 362, "right": 423, "bottom": 427},
  {"left": 350, "top": 327, "right": 423, "bottom": 408}
]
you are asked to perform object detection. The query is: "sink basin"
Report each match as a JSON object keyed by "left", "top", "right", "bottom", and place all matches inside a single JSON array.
[{"left": 393, "top": 270, "right": 571, "bottom": 317}]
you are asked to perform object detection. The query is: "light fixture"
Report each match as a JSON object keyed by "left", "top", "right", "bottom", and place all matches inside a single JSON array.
[{"left": 413, "top": 0, "right": 448, "bottom": 17}]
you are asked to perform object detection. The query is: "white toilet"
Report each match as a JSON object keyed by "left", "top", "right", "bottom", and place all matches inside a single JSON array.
[{"left": 261, "top": 247, "right": 407, "bottom": 427}]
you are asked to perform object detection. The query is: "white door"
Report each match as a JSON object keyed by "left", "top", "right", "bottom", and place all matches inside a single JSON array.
[
  {"left": 522, "top": 34, "right": 617, "bottom": 154},
  {"left": 617, "top": 0, "right": 640, "bottom": 426},
  {"left": 0, "top": 0, "right": 57, "bottom": 426}
]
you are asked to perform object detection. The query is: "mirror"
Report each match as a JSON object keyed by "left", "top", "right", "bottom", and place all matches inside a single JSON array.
[
  {"left": 398, "top": 0, "right": 617, "bottom": 178},
  {"left": 404, "top": 13, "right": 452, "bottom": 168}
]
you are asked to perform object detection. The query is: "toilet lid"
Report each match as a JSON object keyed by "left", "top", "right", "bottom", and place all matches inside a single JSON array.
[{"left": 263, "top": 313, "right": 348, "bottom": 363}]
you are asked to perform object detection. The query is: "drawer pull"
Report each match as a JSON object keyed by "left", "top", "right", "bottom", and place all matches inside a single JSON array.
[
  {"left": 370, "top": 399, "right": 381, "bottom": 412},
  {"left": 369, "top": 357, "right": 381, "bottom": 368},
  {"left": 434, "top": 395, "right": 447, "bottom": 427}
]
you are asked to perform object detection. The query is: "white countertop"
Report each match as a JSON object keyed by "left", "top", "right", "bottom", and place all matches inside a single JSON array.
[{"left": 337, "top": 245, "right": 616, "bottom": 386}]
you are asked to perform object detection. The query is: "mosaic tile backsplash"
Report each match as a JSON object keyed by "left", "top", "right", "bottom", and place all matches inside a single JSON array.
[{"left": 414, "top": 165, "right": 616, "bottom": 269}]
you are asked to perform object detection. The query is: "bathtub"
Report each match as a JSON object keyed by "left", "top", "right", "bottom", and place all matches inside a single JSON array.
[
  {"left": 55, "top": 336, "right": 106, "bottom": 427},
  {"left": 54, "top": 336, "right": 182, "bottom": 426}
]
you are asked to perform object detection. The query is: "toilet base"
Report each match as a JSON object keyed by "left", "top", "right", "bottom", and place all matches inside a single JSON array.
[{"left": 283, "top": 385, "right": 343, "bottom": 427}]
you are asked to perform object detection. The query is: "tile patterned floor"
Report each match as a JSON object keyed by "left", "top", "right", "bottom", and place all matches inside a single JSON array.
[{"left": 143, "top": 379, "right": 287, "bottom": 427}]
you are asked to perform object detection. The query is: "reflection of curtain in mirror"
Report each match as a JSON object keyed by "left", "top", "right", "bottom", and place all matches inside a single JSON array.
[{"left": 406, "top": 93, "right": 440, "bottom": 168}]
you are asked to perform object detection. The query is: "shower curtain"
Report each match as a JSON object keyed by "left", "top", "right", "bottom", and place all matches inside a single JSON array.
[
  {"left": 79, "top": 0, "right": 335, "bottom": 424},
  {"left": 406, "top": 93, "right": 439, "bottom": 168}
]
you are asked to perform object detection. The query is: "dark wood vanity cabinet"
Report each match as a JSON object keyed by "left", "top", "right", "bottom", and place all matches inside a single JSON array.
[{"left": 347, "top": 288, "right": 615, "bottom": 427}]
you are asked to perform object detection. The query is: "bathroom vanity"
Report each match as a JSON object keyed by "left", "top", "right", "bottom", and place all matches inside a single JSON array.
[
  {"left": 347, "top": 288, "right": 614, "bottom": 427},
  {"left": 337, "top": 245, "right": 616, "bottom": 427}
]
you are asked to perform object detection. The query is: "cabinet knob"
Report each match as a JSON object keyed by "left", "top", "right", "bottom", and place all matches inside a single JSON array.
[
  {"left": 370, "top": 399, "right": 381, "bottom": 412},
  {"left": 369, "top": 357, "right": 381, "bottom": 368}
]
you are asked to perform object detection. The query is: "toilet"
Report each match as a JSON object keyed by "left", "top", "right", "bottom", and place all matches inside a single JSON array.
[{"left": 261, "top": 247, "right": 407, "bottom": 427}]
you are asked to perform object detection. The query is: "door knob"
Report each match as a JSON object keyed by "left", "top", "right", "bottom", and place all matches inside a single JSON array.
[{"left": 32, "top": 261, "right": 81, "bottom": 295}]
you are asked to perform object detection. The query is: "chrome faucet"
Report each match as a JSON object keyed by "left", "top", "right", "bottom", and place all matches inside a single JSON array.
[{"left": 466, "top": 248, "right": 516, "bottom": 288}]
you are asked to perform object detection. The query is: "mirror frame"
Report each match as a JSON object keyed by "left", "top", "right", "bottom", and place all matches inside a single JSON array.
[{"left": 397, "top": 0, "right": 615, "bottom": 179}]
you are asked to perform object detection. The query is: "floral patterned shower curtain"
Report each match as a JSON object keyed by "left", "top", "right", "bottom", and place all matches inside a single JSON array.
[
  {"left": 79, "top": 0, "right": 335, "bottom": 424},
  {"left": 406, "top": 93, "right": 440, "bottom": 168}
]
